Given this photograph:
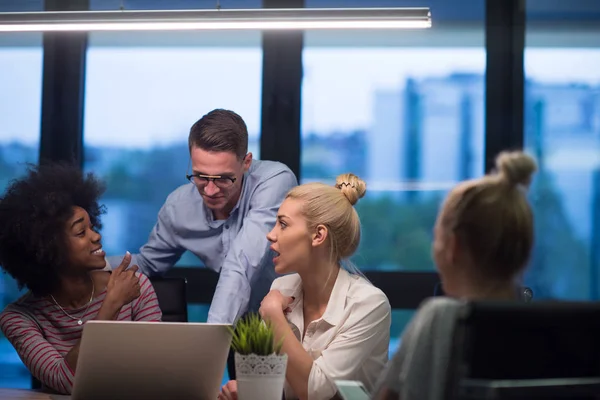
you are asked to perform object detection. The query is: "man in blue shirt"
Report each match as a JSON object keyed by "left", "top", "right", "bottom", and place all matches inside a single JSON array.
[{"left": 108, "top": 109, "right": 297, "bottom": 325}]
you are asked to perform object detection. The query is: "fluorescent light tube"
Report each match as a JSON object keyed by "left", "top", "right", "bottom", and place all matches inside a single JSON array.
[{"left": 0, "top": 8, "right": 431, "bottom": 32}]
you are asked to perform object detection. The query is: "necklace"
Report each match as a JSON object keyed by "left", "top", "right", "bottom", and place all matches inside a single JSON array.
[{"left": 50, "top": 278, "right": 95, "bottom": 326}]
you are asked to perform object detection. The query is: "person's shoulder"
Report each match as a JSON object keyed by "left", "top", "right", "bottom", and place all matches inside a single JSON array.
[
  {"left": 249, "top": 160, "right": 296, "bottom": 184},
  {"left": 408, "top": 297, "right": 463, "bottom": 335},
  {"left": 163, "top": 182, "right": 199, "bottom": 206},
  {"left": 418, "top": 296, "right": 463, "bottom": 315},
  {"left": 0, "top": 293, "right": 37, "bottom": 326},
  {"left": 347, "top": 272, "right": 390, "bottom": 309},
  {"left": 4, "top": 291, "right": 38, "bottom": 309},
  {"left": 250, "top": 159, "right": 293, "bottom": 176},
  {"left": 133, "top": 273, "right": 158, "bottom": 301},
  {"left": 135, "top": 272, "right": 152, "bottom": 286},
  {"left": 339, "top": 272, "right": 390, "bottom": 330},
  {"left": 271, "top": 273, "right": 301, "bottom": 292}
]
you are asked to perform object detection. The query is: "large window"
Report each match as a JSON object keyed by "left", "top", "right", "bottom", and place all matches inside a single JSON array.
[
  {"left": 83, "top": 32, "right": 263, "bottom": 267},
  {"left": 302, "top": 47, "right": 485, "bottom": 270},
  {"left": 302, "top": 1, "right": 486, "bottom": 343},
  {"left": 0, "top": 33, "right": 43, "bottom": 389},
  {"left": 82, "top": 7, "right": 262, "bottom": 387},
  {"left": 524, "top": 1, "right": 600, "bottom": 300}
]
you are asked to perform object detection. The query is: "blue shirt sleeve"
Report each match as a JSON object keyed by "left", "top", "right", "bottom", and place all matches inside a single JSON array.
[{"left": 206, "top": 168, "right": 298, "bottom": 324}]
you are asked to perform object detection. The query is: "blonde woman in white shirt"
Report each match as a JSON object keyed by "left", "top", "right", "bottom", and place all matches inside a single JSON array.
[{"left": 219, "top": 173, "right": 391, "bottom": 400}]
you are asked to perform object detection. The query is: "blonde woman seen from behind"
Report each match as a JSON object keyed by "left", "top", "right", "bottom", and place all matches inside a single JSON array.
[
  {"left": 219, "top": 173, "right": 391, "bottom": 400},
  {"left": 373, "top": 151, "right": 538, "bottom": 400}
]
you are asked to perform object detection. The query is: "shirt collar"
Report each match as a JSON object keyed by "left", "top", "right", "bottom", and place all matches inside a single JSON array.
[
  {"left": 229, "top": 174, "right": 247, "bottom": 214},
  {"left": 281, "top": 268, "right": 353, "bottom": 328},
  {"left": 284, "top": 276, "right": 304, "bottom": 308},
  {"left": 320, "top": 268, "right": 352, "bottom": 327},
  {"left": 285, "top": 268, "right": 352, "bottom": 326}
]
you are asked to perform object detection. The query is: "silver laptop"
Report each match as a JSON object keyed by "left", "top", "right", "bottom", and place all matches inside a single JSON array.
[{"left": 68, "top": 320, "right": 232, "bottom": 400}]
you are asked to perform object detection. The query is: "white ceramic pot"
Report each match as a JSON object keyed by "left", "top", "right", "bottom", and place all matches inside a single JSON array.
[{"left": 235, "top": 353, "right": 288, "bottom": 400}]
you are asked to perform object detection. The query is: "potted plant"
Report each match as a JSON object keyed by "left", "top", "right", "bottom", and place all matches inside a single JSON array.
[{"left": 229, "top": 313, "right": 288, "bottom": 400}]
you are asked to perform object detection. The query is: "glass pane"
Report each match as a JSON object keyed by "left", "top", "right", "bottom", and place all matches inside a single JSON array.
[
  {"left": 524, "top": 1, "right": 600, "bottom": 300},
  {"left": 306, "top": 0, "right": 484, "bottom": 22},
  {"left": 83, "top": 32, "right": 262, "bottom": 267},
  {"left": 302, "top": 26, "right": 485, "bottom": 277},
  {"left": 91, "top": 0, "right": 261, "bottom": 10},
  {"left": 0, "top": 32, "right": 43, "bottom": 389},
  {"left": 0, "top": 0, "right": 42, "bottom": 11}
]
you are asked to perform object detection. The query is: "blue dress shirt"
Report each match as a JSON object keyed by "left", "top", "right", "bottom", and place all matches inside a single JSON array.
[{"left": 107, "top": 159, "right": 297, "bottom": 324}]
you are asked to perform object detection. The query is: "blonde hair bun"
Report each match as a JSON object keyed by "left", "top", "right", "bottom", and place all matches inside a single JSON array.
[
  {"left": 335, "top": 173, "right": 367, "bottom": 206},
  {"left": 495, "top": 151, "right": 538, "bottom": 189}
]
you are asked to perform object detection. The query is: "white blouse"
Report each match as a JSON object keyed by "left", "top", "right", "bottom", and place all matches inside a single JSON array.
[{"left": 271, "top": 268, "right": 391, "bottom": 400}]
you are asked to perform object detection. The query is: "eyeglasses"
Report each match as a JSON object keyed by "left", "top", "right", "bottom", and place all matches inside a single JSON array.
[{"left": 186, "top": 173, "right": 237, "bottom": 189}]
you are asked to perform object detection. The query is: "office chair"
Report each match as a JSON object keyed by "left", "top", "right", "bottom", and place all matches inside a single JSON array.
[
  {"left": 434, "top": 282, "right": 534, "bottom": 302},
  {"left": 365, "top": 271, "right": 441, "bottom": 309},
  {"left": 148, "top": 276, "right": 188, "bottom": 322},
  {"left": 446, "top": 301, "right": 600, "bottom": 399},
  {"left": 31, "top": 276, "right": 188, "bottom": 389}
]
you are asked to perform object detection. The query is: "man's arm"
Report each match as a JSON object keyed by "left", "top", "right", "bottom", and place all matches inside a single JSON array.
[
  {"left": 107, "top": 202, "right": 185, "bottom": 276},
  {"left": 207, "top": 169, "right": 297, "bottom": 324}
]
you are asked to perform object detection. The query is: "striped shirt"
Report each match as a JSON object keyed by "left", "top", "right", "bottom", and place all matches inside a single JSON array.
[{"left": 0, "top": 273, "right": 162, "bottom": 394}]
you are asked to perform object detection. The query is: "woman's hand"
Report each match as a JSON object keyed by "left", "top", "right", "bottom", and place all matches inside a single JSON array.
[
  {"left": 259, "top": 290, "right": 294, "bottom": 322},
  {"left": 105, "top": 252, "right": 141, "bottom": 309},
  {"left": 218, "top": 380, "right": 238, "bottom": 400}
]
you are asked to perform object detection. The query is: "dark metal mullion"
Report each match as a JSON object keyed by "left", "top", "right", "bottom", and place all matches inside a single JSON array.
[
  {"left": 33, "top": 4, "right": 89, "bottom": 388},
  {"left": 259, "top": 0, "right": 304, "bottom": 180},
  {"left": 39, "top": 0, "right": 89, "bottom": 167},
  {"left": 484, "top": 0, "right": 526, "bottom": 172}
]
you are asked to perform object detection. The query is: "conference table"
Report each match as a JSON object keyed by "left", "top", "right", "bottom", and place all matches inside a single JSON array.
[{"left": 0, "top": 389, "right": 58, "bottom": 399}]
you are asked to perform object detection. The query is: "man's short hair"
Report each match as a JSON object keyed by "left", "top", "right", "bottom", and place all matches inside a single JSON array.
[{"left": 188, "top": 109, "right": 248, "bottom": 159}]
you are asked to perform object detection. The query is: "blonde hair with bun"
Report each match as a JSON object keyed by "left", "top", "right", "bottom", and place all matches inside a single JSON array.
[
  {"left": 286, "top": 173, "right": 366, "bottom": 262},
  {"left": 442, "top": 150, "right": 538, "bottom": 280},
  {"left": 334, "top": 173, "right": 367, "bottom": 206}
]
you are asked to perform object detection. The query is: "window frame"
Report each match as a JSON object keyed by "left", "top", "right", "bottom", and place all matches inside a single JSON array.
[{"left": 38, "top": 0, "right": 526, "bottom": 309}]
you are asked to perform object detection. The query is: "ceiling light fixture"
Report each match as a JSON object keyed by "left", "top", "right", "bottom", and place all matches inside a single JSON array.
[{"left": 0, "top": 8, "right": 431, "bottom": 33}]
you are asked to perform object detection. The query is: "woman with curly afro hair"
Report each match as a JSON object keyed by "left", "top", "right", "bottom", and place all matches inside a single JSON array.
[{"left": 0, "top": 163, "right": 162, "bottom": 395}]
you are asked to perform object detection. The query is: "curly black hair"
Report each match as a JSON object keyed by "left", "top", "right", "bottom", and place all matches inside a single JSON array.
[{"left": 0, "top": 163, "right": 106, "bottom": 297}]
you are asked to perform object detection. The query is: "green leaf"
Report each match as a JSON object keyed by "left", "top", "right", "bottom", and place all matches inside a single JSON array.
[{"left": 227, "top": 313, "right": 285, "bottom": 356}]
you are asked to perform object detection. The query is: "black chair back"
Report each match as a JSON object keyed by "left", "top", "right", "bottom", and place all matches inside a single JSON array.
[
  {"left": 448, "top": 301, "right": 600, "bottom": 399},
  {"left": 434, "top": 283, "right": 534, "bottom": 302},
  {"left": 149, "top": 276, "right": 188, "bottom": 322},
  {"left": 365, "top": 271, "right": 441, "bottom": 309}
]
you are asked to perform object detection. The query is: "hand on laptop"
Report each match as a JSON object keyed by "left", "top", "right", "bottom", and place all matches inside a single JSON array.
[
  {"left": 106, "top": 252, "right": 141, "bottom": 308},
  {"left": 218, "top": 380, "right": 237, "bottom": 400}
]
